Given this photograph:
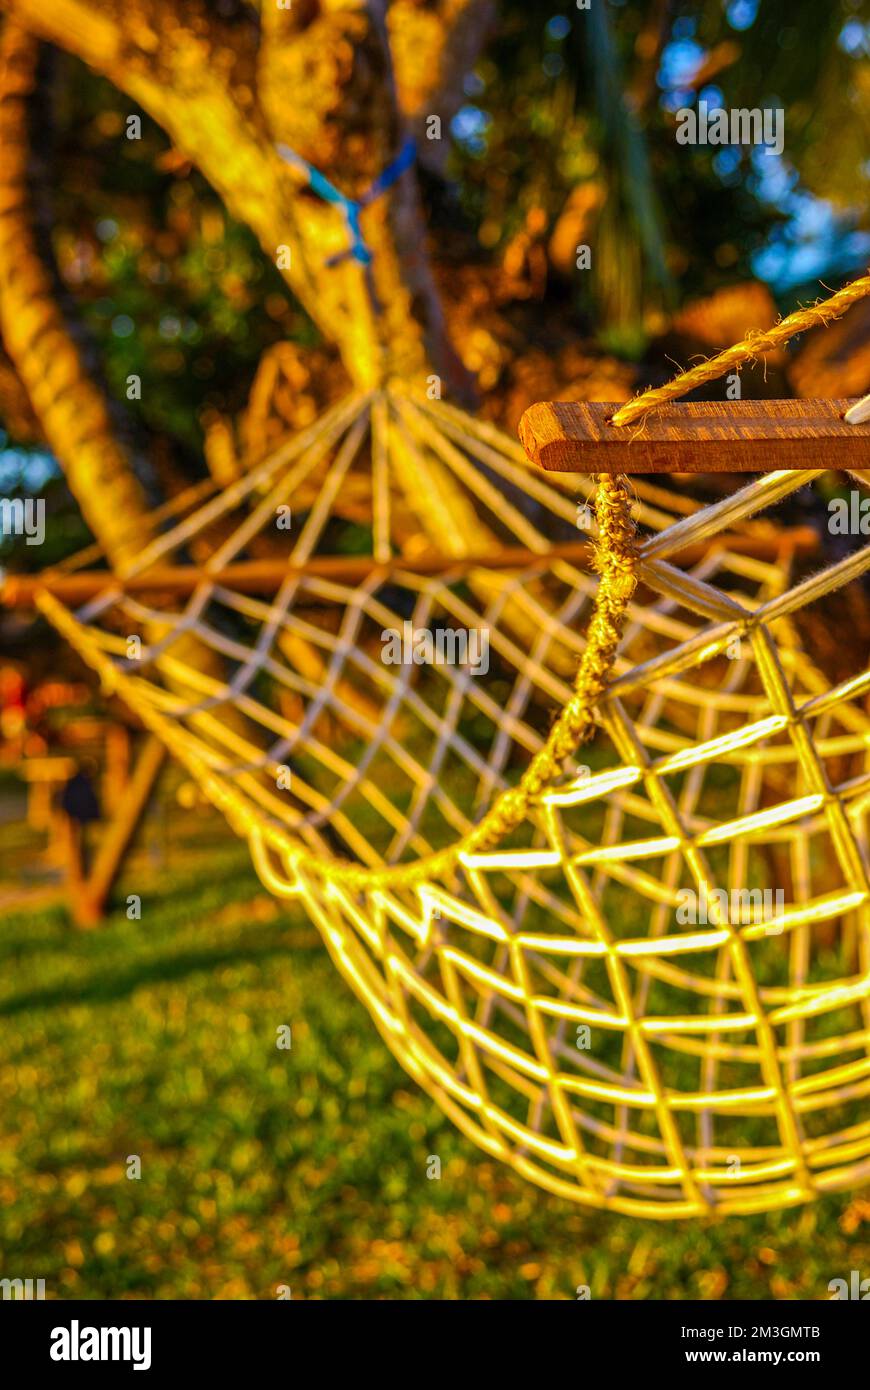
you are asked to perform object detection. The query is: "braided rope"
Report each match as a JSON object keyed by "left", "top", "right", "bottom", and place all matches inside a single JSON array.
[{"left": 611, "top": 269, "right": 870, "bottom": 428}]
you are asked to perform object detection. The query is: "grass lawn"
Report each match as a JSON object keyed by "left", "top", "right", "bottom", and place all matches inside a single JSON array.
[{"left": 0, "top": 845, "right": 868, "bottom": 1300}]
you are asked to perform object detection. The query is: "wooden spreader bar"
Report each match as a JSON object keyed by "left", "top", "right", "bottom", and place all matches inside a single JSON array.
[
  {"left": 519, "top": 398, "right": 870, "bottom": 473},
  {"left": 1, "top": 527, "right": 820, "bottom": 608}
]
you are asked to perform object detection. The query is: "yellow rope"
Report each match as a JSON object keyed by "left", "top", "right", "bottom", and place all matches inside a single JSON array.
[
  {"left": 38, "top": 272, "right": 870, "bottom": 893},
  {"left": 286, "top": 470, "right": 638, "bottom": 887},
  {"left": 611, "top": 269, "right": 870, "bottom": 428},
  {"left": 33, "top": 379, "right": 870, "bottom": 1216}
]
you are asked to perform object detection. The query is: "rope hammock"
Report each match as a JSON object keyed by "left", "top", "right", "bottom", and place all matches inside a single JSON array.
[{"left": 33, "top": 277, "right": 870, "bottom": 1218}]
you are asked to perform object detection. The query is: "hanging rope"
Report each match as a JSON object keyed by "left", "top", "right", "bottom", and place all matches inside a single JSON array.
[
  {"left": 611, "top": 269, "right": 870, "bottom": 428},
  {"left": 276, "top": 137, "right": 417, "bottom": 268},
  {"left": 271, "top": 272, "right": 870, "bottom": 886},
  {"left": 35, "top": 277, "right": 870, "bottom": 895}
]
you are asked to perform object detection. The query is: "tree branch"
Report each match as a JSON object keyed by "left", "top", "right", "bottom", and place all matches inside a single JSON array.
[
  {"left": 0, "top": 0, "right": 371, "bottom": 360},
  {"left": 0, "top": 345, "right": 45, "bottom": 443},
  {"left": 1, "top": 0, "right": 468, "bottom": 387}
]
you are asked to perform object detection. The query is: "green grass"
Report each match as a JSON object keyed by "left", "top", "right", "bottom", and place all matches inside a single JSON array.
[{"left": 0, "top": 848, "right": 868, "bottom": 1300}]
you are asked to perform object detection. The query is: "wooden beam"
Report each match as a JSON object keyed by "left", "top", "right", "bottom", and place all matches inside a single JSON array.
[
  {"left": 519, "top": 399, "right": 870, "bottom": 473},
  {"left": 2, "top": 529, "right": 820, "bottom": 609},
  {"left": 7, "top": 549, "right": 596, "bottom": 606},
  {"left": 73, "top": 735, "right": 166, "bottom": 927}
]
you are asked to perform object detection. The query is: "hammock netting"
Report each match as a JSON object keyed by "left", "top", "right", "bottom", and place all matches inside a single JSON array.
[{"left": 38, "top": 387, "right": 870, "bottom": 1218}]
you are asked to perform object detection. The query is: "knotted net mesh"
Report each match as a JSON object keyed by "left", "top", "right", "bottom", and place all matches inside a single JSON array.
[{"left": 37, "top": 387, "right": 870, "bottom": 1217}]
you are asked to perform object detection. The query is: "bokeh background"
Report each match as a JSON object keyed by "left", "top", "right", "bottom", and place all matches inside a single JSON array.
[{"left": 2, "top": 0, "right": 870, "bottom": 1298}]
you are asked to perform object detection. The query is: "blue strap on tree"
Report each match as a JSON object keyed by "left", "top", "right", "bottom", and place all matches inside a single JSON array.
[{"left": 276, "top": 137, "right": 417, "bottom": 268}]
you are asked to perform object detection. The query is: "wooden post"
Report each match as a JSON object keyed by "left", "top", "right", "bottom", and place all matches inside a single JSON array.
[
  {"left": 62, "top": 817, "right": 88, "bottom": 916},
  {"left": 102, "top": 722, "right": 131, "bottom": 816},
  {"left": 19, "top": 756, "right": 75, "bottom": 863},
  {"left": 73, "top": 735, "right": 166, "bottom": 927}
]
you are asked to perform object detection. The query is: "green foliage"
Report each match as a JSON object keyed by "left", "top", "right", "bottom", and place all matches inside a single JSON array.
[
  {"left": 448, "top": 0, "right": 869, "bottom": 344},
  {"left": 47, "top": 64, "right": 318, "bottom": 458}
]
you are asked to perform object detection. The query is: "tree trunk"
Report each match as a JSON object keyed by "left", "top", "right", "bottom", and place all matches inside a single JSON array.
[
  {"left": 0, "top": 15, "right": 263, "bottom": 758},
  {"left": 0, "top": 18, "right": 151, "bottom": 573},
  {"left": 1, "top": 0, "right": 484, "bottom": 396}
]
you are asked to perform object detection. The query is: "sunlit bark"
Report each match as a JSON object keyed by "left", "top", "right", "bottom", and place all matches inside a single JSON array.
[
  {"left": 0, "top": 17, "right": 262, "bottom": 747},
  {"left": 0, "top": 18, "right": 150, "bottom": 572},
  {"left": 1, "top": 0, "right": 477, "bottom": 392}
]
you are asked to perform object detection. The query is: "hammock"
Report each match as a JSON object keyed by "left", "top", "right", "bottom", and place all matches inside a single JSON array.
[{"left": 34, "top": 313, "right": 870, "bottom": 1217}]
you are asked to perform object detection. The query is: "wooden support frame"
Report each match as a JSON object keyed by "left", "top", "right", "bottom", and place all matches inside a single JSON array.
[
  {"left": 1, "top": 527, "right": 820, "bottom": 610},
  {"left": 519, "top": 399, "right": 870, "bottom": 473},
  {"left": 71, "top": 735, "right": 166, "bottom": 927}
]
